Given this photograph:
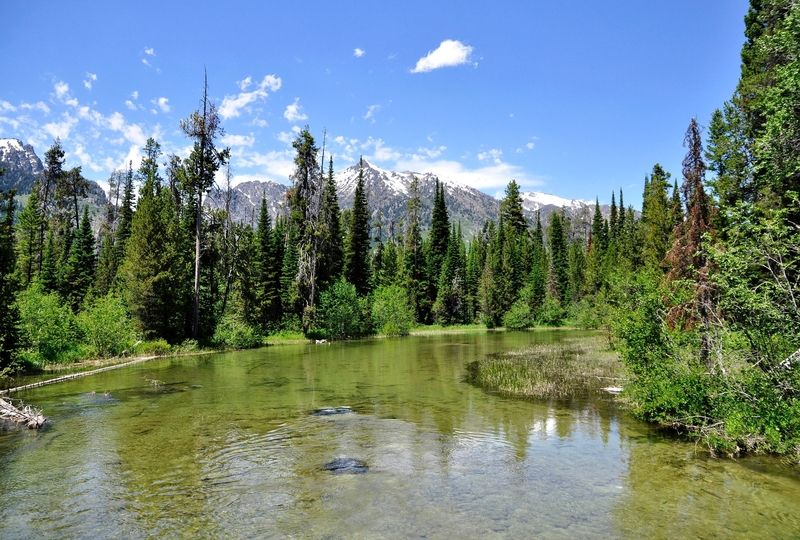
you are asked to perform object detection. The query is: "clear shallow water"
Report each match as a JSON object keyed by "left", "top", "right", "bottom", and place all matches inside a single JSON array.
[{"left": 1, "top": 331, "right": 799, "bottom": 539}]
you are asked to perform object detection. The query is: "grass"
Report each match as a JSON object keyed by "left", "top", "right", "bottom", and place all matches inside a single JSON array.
[{"left": 466, "top": 335, "right": 624, "bottom": 400}]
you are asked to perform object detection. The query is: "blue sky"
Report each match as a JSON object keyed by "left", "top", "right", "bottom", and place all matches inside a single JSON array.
[{"left": 0, "top": 1, "right": 748, "bottom": 205}]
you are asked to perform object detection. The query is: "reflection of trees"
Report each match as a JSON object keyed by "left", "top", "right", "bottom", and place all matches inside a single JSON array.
[{"left": 612, "top": 433, "right": 800, "bottom": 538}]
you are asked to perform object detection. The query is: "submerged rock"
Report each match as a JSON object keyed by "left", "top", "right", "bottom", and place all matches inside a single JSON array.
[
  {"left": 311, "top": 406, "right": 352, "bottom": 416},
  {"left": 323, "top": 457, "right": 368, "bottom": 474}
]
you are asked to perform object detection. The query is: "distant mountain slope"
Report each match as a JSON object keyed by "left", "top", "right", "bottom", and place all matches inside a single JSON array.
[{"left": 207, "top": 159, "right": 607, "bottom": 237}]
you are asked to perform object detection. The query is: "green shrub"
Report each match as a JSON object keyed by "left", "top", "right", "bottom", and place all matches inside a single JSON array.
[
  {"left": 502, "top": 298, "right": 534, "bottom": 330},
  {"left": 212, "top": 314, "right": 263, "bottom": 349},
  {"left": 536, "top": 295, "right": 565, "bottom": 326},
  {"left": 173, "top": 339, "right": 199, "bottom": 353},
  {"left": 16, "top": 285, "right": 79, "bottom": 364},
  {"left": 313, "top": 279, "right": 371, "bottom": 340},
  {"left": 77, "top": 294, "right": 137, "bottom": 357},
  {"left": 372, "top": 285, "right": 415, "bottom": 336},
  {"left": 134, "top": 339, "right": 171, "bottom": 356}
]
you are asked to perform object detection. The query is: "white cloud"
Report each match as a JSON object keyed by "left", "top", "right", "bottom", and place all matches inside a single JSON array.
[
  {"left": 72, "top": 143, "right": 103, "bottom": 172},
  {"left": 363, "top": 104, "right": 380, "bottom": 123},
  {"left": 141, "top": 58, "right": 151, "bottom": 67},
  {"left": 477, "top": 148, "right": 503, "bottom": 164},
  {"left": 221, "top": 133, "right": 255, "bottom": 147},
  {"left": 237, "top": 149, "right": 295, "bottom": 181},
  {"left": 131, "top": 90, "right": 139, "bottom": 100},
  {"left": 83, "top": 72, "right": 97, "bottom": 90},
  {"left": 353, "top": 48, "right": 365, "bottom": 58},
  {"left": 411, "top": 39, "right": 474, "bottom": 73},
  {"left": 124, "top": 100, "right": 137, "bottom": 111},
  {"left": 394, "top": 157, "right": 542, "bottom": 191},
  {"left": 526, "top": 141, "right": 535, "bottom": 150},
  {"left": 361, "top": 137, "right": 401, "bottom": 162},
  {"left": 144, "top": 47, "right": 155, "bottom": 56},
  {"left": 238, "top": 76, "right": 252, "bottom": 90},
  {"left": 20, "top": 101, "right": 50, "bottom": 114},
  {"left": 0, "top": 101, "right": 16, "bottom": 112},
  {"left": 53, "top": 81, "right": 78, "bottom": 107},
  {"left": 219, "top": 74, "right": 282, "bottom": 119},
  {"left": 252, "top": 117, "right": 268, "bottom": 128},
  {"left": 283, "top": 97, "right": 308, "bottom": 123},
  {"left": 43, "top": 113, "right": 78, "bottom": 140},
  {"left": 152, "top": 97, "right": 171, "bottom": 113}
]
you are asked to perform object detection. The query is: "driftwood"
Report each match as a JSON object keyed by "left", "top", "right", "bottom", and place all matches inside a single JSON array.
[{"left": 0, "top": 397, "right": 46, "bottom": 429}]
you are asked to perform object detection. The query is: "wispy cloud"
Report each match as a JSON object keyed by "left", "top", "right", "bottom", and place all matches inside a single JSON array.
[
  {"left": 221, "top": 133, "right": 255, "bottom": 147},
  {"left": 83, "top": 72, "right": 97, "bottom": 90},
  {"left": 363, "top": 104, "right": 380, "bottom": 123},
  {"left": 353, "top": 48, "right": 365, "bottom": 58},
  {"left": 283, "top": 97, "right": 308, "bottom": 123},
  {"left": 151, "top": 97, "right": 171, "bottom": 113},
  {"left": 219, "top": 74, "right": 282, "bottom": 119},
  {"left": 411, "top": 39, "right": 474, "bottom": 73}
]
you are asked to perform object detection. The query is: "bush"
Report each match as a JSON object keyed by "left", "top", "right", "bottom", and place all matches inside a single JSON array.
[
  {"left": 134, "top": 339, "right": 171, "bottom": 356},
  {"left": 313, "top": 279, "right": 371, "bottom": 340},
  {"left": 503, "top": 298, "right": 534, "bottom": 330},
  {"left": 16, "top": 285, "right": 79, "bottom": 364},
  {"left": 372, "top": 285, "right": 415, "bottom": 336},
  {"left": 536, "top": 295, "right": 565, "bottom": 326},
  {"left": 77, "top": 294, "right": 137, "bottom": 357},
  {"left": 212, "top": 314, "right": 263, "bottom": 349}
]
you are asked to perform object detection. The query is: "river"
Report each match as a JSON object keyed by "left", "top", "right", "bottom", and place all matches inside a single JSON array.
[{"left": 1, "top": 330, "right": 798, "bottom": 538}]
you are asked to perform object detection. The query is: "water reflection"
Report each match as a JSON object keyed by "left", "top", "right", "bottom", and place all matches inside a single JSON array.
[{"left": 0, "top": 331, "right": 798, "bottom": 538}]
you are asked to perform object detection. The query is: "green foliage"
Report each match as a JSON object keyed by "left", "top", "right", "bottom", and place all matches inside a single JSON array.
[
  {"left": 77, "top": 294, "right": 137, "bottom": 357},
  {"left": 502, "top": 296, "right": 534, "bottom": 330},
  {"left": 212, "top": 313, "right": 263, "bottom": 349},
  {"left": 134, "top": 339, "right": 171, "bottom": 356},
  {"left": 537, "top": 295, "right": 565, "bottom": 326},
  {"left": 16, "top": 284, "right": 78, "bottom": 365},
  {"left": 0, "top": 190, "right": 20, "bottom": 369},
  {"left": 313, "top": 279, "right": 371, "bottom": 340},
  {"left": 345, "top": 158, "right": 371, "bottom": 295},
  {"left": 371, "top": 285, "right": 415, "bottom": 336}
]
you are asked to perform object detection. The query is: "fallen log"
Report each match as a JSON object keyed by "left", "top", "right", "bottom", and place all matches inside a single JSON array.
[{"left": 0, "top": 397, "right": 46, "bottom": 429}]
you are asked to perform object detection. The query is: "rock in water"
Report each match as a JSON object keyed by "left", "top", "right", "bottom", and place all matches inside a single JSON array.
[
  {"left": 323, "top": 458, "right": 368, "bottom": 474},
  {"left": 312, "top": 406, "right": 352, "bottom": 416}
]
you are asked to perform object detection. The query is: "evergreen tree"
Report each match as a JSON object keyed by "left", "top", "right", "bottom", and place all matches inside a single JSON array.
[
  {"left": 527, "top": 212, "right": 548, "bottom": 315},
  {"left": 345, "top": 157, "right": 371, "bottom": 295},
  {"left": 39, "top": 140, "right": 65, "bottom": 270},
  {"left": 254, "top": 199, "right": 281, "bottom": 329},
  {"left": 640, "top": 164, "right": 672, "bottom": 270},
  {"left": 40, "top": 230, "right": 57, "bottom": 292},
  {"left": 669, "top": 180, "right": 684, "bottom": 232},
  {"left": 402, "top": 176, "right": 426, "bottom": 321},
  {"left": 500, "top": 179, "right": 527, "bottom": 234},
  {"left": 180, "top": 74, "right": 230, "bottom": 338},
  {"left": 609, "top": 192, "right": 618, "bottom": 241},
  {"left": 548, "top": 211, "right": 569, "bottom": 304},
  {"left": 433, "top": 225, "right": 467, "bottom": 324},
  {"left": 15, "top": 184, "right": 43, "bottom": 287},
  {"left": 0, "top": 189, "right": 20, "bottom": 369},
  {"left": 115, "top": 163, "right": 134, "bottom": 263},
  {"left": 318, "top": 156, "right": 343, "bottom": 289},
  {"left": 62, "top": 207, "right": 96, "bottom": 311}
]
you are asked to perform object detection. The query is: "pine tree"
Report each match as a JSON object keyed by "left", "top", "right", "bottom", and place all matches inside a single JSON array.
[
  {"left": 402, "top": 176, "right": 425, "bottom": 322},
  {"left": 640, "top": 164, "right": 673, "bottom": 270},
  {"left": 115, "top": 163, "right": 134, "bottom": 263},
  {"left": 500, "top": 179, "right": 527, "bottom": 234},
  {"left": 40, "top": 230, "right": 57, "bottom": 292},
  {"left": 345, "top": 157, "right": 371, "bottom": 295},
  {"left": 609, "top": 192, "right": 618, "bottom": 241},
  {"left": 254, "top": 199, "right": 281, "bottom": 329},
  {"left": 433, "top": 225, "right": 467, "bottom": 324},
  {"left": 180, "top": 74, "right": 230, "bottom": 338},
  {"left": 39, "top": 140, "right": 64, "bottom": 270},
  {"left": 669, "top": 180, "right": 683, "bottom": 232},
  {"left": 528, "top": 212, "right": 548, "bottom": 315},
  {"left": 121, "top": 162, "right": 190, "bottom": 342},
  {"left": 0, "top": 189, "right": 20, "bottom": 368},
  {"left": 318, "top": 156, "right": 343, "bottom": 289},
  {"left": 665, "top": 118, "right": 714, "bottom": 367},
  {"left": 62, "top": 207, "right": 96, "bottom": 311},
  {"left": 548, "top": 211, "right": 569, "bottom": 304},
  {"left": 15, "top": 184, "right": 44, "bottom": 287}
]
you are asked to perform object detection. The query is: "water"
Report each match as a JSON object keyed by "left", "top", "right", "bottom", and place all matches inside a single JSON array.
[{"left": 1, "top": 331, "right": 798, "bottom": 538}]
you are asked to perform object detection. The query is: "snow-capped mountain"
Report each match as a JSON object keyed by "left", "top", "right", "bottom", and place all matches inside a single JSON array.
[
  {"left": 0, "top": 138, "right": 44, "bottom": 192},
  {"left": 0, "top": 137, "right": 107, "bottom": 207},
  {"left": 206, "top": 159, "right": 607, "bottom": 237}
]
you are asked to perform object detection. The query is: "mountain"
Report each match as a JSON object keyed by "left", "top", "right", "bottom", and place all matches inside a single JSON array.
[
  {"left": 0, "top": 138, "right": 44, "bottom": 192},
  {"left": 206, "top": 159, "right": 605, "bottom": 237},
  {"left": 0, "top": 138, "right": 108, "bottom": 209}
]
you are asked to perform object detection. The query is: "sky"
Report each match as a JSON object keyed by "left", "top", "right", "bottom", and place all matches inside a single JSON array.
[{"left": 0, "top": 1, "right": 749, "bottom": 205}]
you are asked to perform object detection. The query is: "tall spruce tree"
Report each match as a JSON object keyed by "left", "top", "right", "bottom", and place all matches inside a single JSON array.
[
  {"left": 318, "top": 156, "right": 343, "bottom": 289},
  {"left": 180, "top": 74, "right": 230, "bottom": 338},
  {"left": 548, "top": 211, "right": 569, "bottom": 304},
  {"left": 0, "top": 189, "right": 20, "bottom": 369},
  {"left": 345, "top": 157, "right": 371, "bottom": 295},
  {"left": 62, "top": 206, "right": 96, "bottom": 311},
  {"left": 254, "top": 199, "right": 281, "bottom": 329},
  {"left": 500, "top": 179, "right": 527, "bottom": 234},
  {"left": 15, "top": 184, "right": 43, "bottom": 287},
  {"left": 402, "top": 176, "right": 425, "bottom": 321},
  {"left": 640, "top": 164, "right": 673, "bottom": 270}
]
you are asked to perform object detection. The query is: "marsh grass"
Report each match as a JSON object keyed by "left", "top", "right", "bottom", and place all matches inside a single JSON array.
[{"left": 466, "top": 336, "right": 624, "bottom": 400}]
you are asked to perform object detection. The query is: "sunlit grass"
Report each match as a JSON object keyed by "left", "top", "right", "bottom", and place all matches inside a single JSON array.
[{"left": 466, "top": 336, "right": 624, "bottom": 400}]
